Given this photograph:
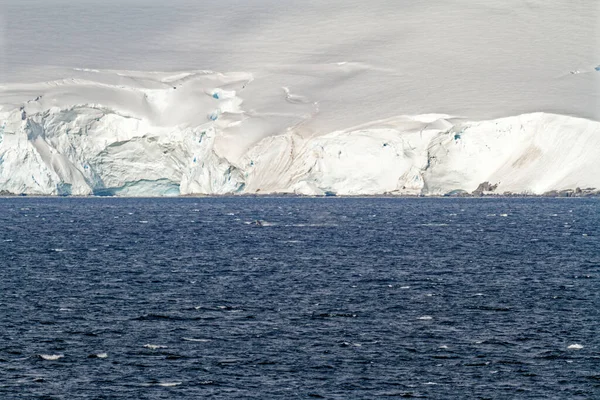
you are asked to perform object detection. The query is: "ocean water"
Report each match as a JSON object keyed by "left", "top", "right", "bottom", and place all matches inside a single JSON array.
[{"left": 0, "top": 197, "right": 598, "bottom": 399}]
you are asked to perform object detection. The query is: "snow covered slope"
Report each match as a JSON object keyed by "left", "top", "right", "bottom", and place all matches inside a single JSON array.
[
  {"left": 0, "top": 69, "right": 599, "bottom": 196},
  {"left": 0, "top": 1, "right": 598, "bottom": 195}
]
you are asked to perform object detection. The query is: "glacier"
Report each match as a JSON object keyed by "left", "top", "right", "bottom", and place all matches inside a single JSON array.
[
  {"left": 1, "top": 0, "right": 599, "bottom": 196},
  {"left": 0, "top": 69, "right": 599, "bottom": 197}
]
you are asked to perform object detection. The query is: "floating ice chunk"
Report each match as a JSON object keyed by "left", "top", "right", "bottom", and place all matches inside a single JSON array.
[
  {"left": 39, "top": 354, "right": 63, "bottom": 360},
  {"left": 567, "top": 344, "right": 583, "bottom": 350}
]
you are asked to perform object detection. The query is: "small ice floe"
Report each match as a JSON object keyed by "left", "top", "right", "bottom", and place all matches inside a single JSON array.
[
  {"left": 144, "top": 344, "right": 167, "bottom": 350},
  {"left": 88, "top": 352, "right": 108, "bottom": 359},
  {"left": 567, "top": 344, "right": 584, "bottom": 350},
  {"left": 39, "top": 354, "right": 63, "bottom": 361},
  {"left": 158, "top": 382, "right": 182, "bottom": 387},
  {"left": 418, "top": 316, "right": 433, "bottom": 320}
]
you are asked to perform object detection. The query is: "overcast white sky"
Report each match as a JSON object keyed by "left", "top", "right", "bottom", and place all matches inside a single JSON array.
[{"left": 1, "top": 0, "right": 599, "bottom": 119}]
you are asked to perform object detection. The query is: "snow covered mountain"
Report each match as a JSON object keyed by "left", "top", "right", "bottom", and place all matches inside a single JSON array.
[{"left": 0, "top": 1, "right": 599, "bottom": 196}]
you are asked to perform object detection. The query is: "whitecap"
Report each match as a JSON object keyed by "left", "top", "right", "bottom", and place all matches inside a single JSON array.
[
  {"left": 182, "top": 338, "right": 211, "bottom": 342},
  {"left": 567, "top": 344, "right": 583, "bottom": 350},
  {"left": 144, "top": 344, "right": 167, "bottom": 350},
  {"left": 52, "top": 248, "right": 65, "bottom": 252},
  {"left": 39, "top": 354, "right": 63, "bottom": 361},
  {"left": 158, "top": 382, "right": 182, "bottom": 387},
  {"left": 418, "top": 316, "right": 433, "bottom": 320},
  {"left": 400, "top": 286, "right": 410, "bottom": 289},
  {"left": 139, "top": 220, "right": 149, "bottom": 224},
  {"left": 88, "top": 352, "right": 108, "bottom": 359},
  {"left": 500, "top": 214, "right": 508, "bottom": 217},
  {"left": 439, "top": 345, "right": 449, "bottom": 349},
  {"left": 423, "top": 382, "right": 438, "bottom": 385}
]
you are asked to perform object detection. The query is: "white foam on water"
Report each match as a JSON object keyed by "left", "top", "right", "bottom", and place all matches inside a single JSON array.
[
  {"left": 418, "top": 316, "right": 433, "bottom": 320},
  {"left": 158, "top": 382, "right": 182, "bottom": 387},
  {"left": 567, "top": 344, "right": 584, "bottom": 350},
  {"left": 182, "top": 338, "right": 211, "bottom": 342},
  {"left": 144, "top": 344, "right": 167, "bottom": 350},
  {"left": 400, "top": 286, "right": 410, "bottom": 290},
  {"left": 95, "top": 353, "right": 108, "bottom": 358},
  {"left": 39, "top": 354, "right": 63, "bottom": 361}
]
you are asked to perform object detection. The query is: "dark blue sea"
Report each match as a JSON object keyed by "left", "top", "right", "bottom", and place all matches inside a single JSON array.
[{"left": 0, "top": 197, "right": 598, "bottom": 399}]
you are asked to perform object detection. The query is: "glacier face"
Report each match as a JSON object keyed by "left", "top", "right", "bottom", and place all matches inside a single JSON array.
[{"left": 0, "top": 69, "right": 599, "bottom": 196}]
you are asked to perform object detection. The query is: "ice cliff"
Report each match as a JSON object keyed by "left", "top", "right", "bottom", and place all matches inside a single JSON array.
[{"left": 1, "top": 69, "right": 599, "bottom": 196}]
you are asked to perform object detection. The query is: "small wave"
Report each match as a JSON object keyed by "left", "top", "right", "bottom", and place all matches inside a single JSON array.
[
  {"left": 88, "top": 352, "right": 108, "bottom": 359},
  {"left": 158, "top": 382, "right": 182, "bottom": 387},
  {"left": 144, "top": 344, "right": 167, "bottom": 350},
  {"left": 39, "top": 354, "right": 63, "bottom": 361},
  {"left": 567, "top": 344, "right": 583, "bottom": 350}
]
